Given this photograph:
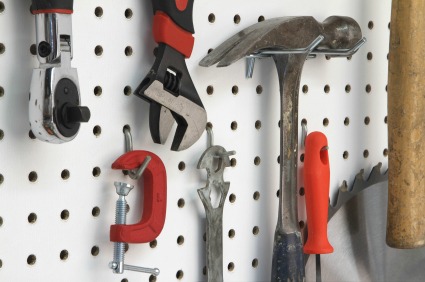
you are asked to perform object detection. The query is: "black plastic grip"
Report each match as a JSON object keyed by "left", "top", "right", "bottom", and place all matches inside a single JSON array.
[
  {"left": 271, "top": 231, "right": 305, "bottom": 281},
  {"left": 31, "top": 0, "right": 74, "bottom": 13},
  {"left": 152, "top": 0, "right": 195, "bottom": 34}
]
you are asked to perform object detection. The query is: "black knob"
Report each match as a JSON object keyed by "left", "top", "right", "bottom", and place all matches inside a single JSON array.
[{"left": 38, "top": 41, "right": 52, "bottom": 58}]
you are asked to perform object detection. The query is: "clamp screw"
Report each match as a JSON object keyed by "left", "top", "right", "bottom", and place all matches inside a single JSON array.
[{"left": 110, "top": 182, "right": 134, "bottom": 274}]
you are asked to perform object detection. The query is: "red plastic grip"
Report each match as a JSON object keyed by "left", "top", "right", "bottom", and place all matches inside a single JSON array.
[
  {"left": 110, "top": 150, "right": 167, "bottom": 244},
  {"left": 175, "top": 0, "right": 189, "bottom": 11},
  {"left": 303, "top": 132, "right": 334, "bottom": 254},
  {"left": 153, "top": 11, "right": 194, "bottom": 58}
]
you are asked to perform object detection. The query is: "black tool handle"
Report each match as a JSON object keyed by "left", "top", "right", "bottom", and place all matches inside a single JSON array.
[
  {"left": 31, "top": 0, "right": 74, "bottom": 13},
  {"left": 152, "top": 0, "right": 195, "bottom": 33},
  {"left": 271, "top": 231, "right": 305, "bottom": 281}
]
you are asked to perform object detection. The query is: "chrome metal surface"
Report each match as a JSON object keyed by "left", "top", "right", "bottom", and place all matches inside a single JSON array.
[
  {"left": 123, "top": 264, "right": 160, "bottom": 276},
  {"left": 123, "top": 128, "right": 152, "bottom": 180},
  {"left": 306, "top": 181, "right": 425, "bottom": 281},
  {"left": 198, "top": 145, "right": 235, "bottom": 282}
]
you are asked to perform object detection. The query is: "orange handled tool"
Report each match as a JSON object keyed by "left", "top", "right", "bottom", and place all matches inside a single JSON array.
[{"left": 304, "top": 131, "right": 333, "bottom": 281}]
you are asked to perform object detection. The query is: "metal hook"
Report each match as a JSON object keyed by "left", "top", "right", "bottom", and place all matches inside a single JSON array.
[
  {"left": 301, "top": 123, "right": 308, "bottom": 148},
  {"left": 206, "top": 126, "right": 214, "bottom": 148},
  {"left": 123, "top": 127, "right": 151, "bottom": 180}
]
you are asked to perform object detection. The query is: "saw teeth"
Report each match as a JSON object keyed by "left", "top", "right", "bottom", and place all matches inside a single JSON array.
[{"left": 329, "top": 163, "right": 388, "bottom": 219}]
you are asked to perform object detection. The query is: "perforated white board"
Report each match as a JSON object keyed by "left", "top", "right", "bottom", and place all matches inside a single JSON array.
[{"left": 0, "top": 0, "right": 389, "bottom": 281}]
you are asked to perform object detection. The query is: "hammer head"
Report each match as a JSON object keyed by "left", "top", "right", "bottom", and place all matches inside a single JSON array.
[{"left": 199, "top": 16, "right": 362, "bottom": 67}]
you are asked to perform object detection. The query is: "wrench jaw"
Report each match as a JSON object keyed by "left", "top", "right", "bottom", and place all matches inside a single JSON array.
[{"left": 136, "top": 44, "right": 207, "bottom": 151}]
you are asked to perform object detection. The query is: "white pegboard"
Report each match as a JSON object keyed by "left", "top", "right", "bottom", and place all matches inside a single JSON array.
[{"left": 0, "top": 0, "right": 389, "bottom": 281}]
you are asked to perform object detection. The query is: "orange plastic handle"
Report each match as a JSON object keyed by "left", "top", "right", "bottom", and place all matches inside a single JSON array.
[{"left": 303, "top": 132, "right": 334, "bottom": 254}]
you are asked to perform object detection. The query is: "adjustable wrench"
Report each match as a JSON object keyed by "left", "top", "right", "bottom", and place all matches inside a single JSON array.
[
  {"left": 29, "top": 0, "right": 90, "bottom": 143},
  {"left": 135, "top": 0, "right": 207, "bottom": 151}
]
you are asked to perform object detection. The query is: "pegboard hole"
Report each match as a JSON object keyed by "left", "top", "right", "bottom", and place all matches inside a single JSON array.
[
  {"left": 203, "top": 266, "right": 207, "bottom": 275},
  {"left": 258, "top": 15, "right": 265, "bottom": 22},
  {"left": 177, "top": 235, "right": 185, "bottom": 245},
  {"left": 345, "top": 84, "right": 351, "bottom": 93},
  {"left": 254, "top": 156, "right": 261, "bottom": 166},
  {"left": 150, "top": 239, "right": 157, "bottom": 248},
  {"left": 61, "top": 210, "right": 69, "bottom": 220},
  {"left": 0, "top": 174, "right": 3, "bottom": 185},
  {"left": 93, "top": 125, "right": 102, "bottom": 137},
  {"left": 231, "top": 121, "right": 238, "bottom": 130},
  {"left": 0, "top": 2, "right": 4, "bottom": 13},
  {"left": 61, "top": 169, "right": 70, "bottom": 180},
  {"left": 177, "top": 198, "right": 185, "bottom": 208},
  {"left": 384, "top": 116, "right": 388, "bottom": 124},
  {"left": 229, "top": 193, "right": 236, "bottom": 203},
  {"left": 0, "top": 216, "right": 3, "bottom": 227},
  {"left": 299, "top": 187, "right": 305, "bottom": 196},
  {"left": 0, "top": 129, "right": 4, "bottom": 140},
  {"left": 366, "top": 84, "right": 372, "bottom": 93},
  {"left": 344, "top": 117, "right": 350, "bottom": 126},
  {"left": 92, "top": 167, "right": 101, "bottom": 177},
  {"left": 324, "top": 84, "right": 330, "bottom": 93},
  {"left": 232, "top": 85, "right": 239, "bottom": 95},
  {"left": 364, "top": 116, "right": 371, "bottom": 125},
  {"left": 125, "top": 8, "right": 133, "bottom": 19},
  {"left": 301, "top": 118, "right": 307, "bottom": 126},
  {"left": 126, "top": 204, "right": 130, "bottom": 214},
  {"left": 124, "top": 243, "right": 129, "bottom": 253},
  {"left": 346, "top": 56, "right": 352, "bottom": 61},
  {"left": 253, "top": 226, "right": 259, "bottom": 235},
  {"left": 28, "top": 130, "right": 36, "bottom": 139},
  {"left": 94, "top": 6, "right": 103, "bottom": 18},
  {"left": 125, "top": 46, "right": 133, "bottom": 56},
  {"left": 94, "top": 45, "right": 103, "bottom": 56},
  {"left": 343, "top": 151, "right": 349, "bottom": 160},
  {"left": 178, "top": 161, "right": 186, "bottom": 171},
  {"left": 256, "top": 85, "right": 263, "bottom": 94},
  {"left": 255, "top": 120, "right": 262, "bottom": 129},
  {"left": 367, "top": 52, "right": 373, "bottom": 60},
  {"left": 228, "top": 229, "right": 236, "bottom": 239},
  {"left": 228, "top": 262, "right": 235, "bottom": 271},
  {"left": 230, "top": 158, "right": 237, "bottom": 167},
  {"left": 276, "top": 189, "right": 280, "bottom": 198},
  {"left": 122, "top": 279, "right": 129, "bottom": 282},
  {"left": 94, "top": 86, "right": 102, "bottom": 96},
  {"left": 383, "top": 148, "right": 389, "bottom": 157},
  {"left": 27, "top": 254, "right": 36, "bottom": 265},
  {"left": 203, "top": 232, "right": 206, "bottom": 242},
  {"left": 206, "top": 85, "right": 214, "bottom": 95},
  {"left": 28, "top": 171, "right": 38, "bottom": 182},
  {"left": 0, "top": 43, "right": 5, "bottom": 54},
  {"left": 302, "top": 85, "right": 308, "bottom": 94},
  {"left": 323, "top": 118, "right": 329, "bottom": 127},
  {"left": 0, "top": 259, "right": 2, "bottom": 268},
  {"left": 368, "top": 21, "right": 374, "bottom": 29},
  {"left": 176, "top": 270, "right": 184, "bottom": 279},
  {"left": 208, "top": 13, "right": 215, "bottom": 23},
  {"left": 206, "top": 122, "right": 213, "bottom": 129},
  {"left": 149, "top": 275, "right": 157, "bottom": 282},
  {"left": 124, "top": 86, "right": 132, "bottom": 96},
  {"left": 91, "top": 246, "right": 99, "bottom": 256},
  {"left": 28, "top": 213, "right": 37, "bottom": 224},
  {"left": 252, "top": 258, "right": 259, "bottom": 268},
  {"left": 277, "top": 155, "right": 280, "bottom": 164},
  {"left": 363, "top": 150, "right": 369, "bottom": 158},
  {"left": 233, "top": 14, "right": 241, "bottom": 24},
  {"left": 60, "top": 250, "right": 68, "bottom": 261},
  {"left": 253, "top": 191, "right": 260, "bottom": 200},
  {"left": 299, "top": 220, "right": 305, "bottom": 229},
  {"left": 30, "top": 44, "right": 36, "bottom": 55},
  {"left": 207, "top": 48, "right": 214, "bottom": 54},
  {"left": 300, "top": 154, "right": 305, "bottom": 163},
  {"left": 0, "top": 86, "right": 4, "bottom": 97},
  {"left": 92, "top": 207, "right": 100, "bottom": 217}
]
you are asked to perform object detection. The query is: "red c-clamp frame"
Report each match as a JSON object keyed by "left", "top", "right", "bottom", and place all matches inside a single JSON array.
[{"left": 110, "top": 150, "right": 167, "bottom": 243}]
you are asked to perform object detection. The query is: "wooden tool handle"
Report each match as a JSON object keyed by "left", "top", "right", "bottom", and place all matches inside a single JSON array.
[{"left": 387, "top": 0, "right": 425, "bottom": 248}]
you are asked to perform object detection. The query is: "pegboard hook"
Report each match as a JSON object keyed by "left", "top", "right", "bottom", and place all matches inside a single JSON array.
[{"left": 123, "top": 127, "right": 150, "bottom": 179}]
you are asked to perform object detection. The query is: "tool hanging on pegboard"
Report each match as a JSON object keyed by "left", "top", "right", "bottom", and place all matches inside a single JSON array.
[
  {"left": 197, "top": 127, "right": 235, "bottom": 282},
  {"left": 135, "top": 0, "right": 207, "bottom": 151},
  {"left": 303, "top": 131, "right": 333, "bottom": 282},
  {"left": 200, "top": 15, "right": 365, "bottom": 281},
  {"left": 29, "top": 0, "right": 91, "bottom": 143},
  {"left": 108, "top": 129, "right": 167, "bottom": 277}
]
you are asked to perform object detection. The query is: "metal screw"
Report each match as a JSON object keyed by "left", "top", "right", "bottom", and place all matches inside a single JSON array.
[
  {"left": 246, "top": 57, "right": 256, "bottom": 78},
  {"left": 110, "top": 182, "right": 134, "bottom": 274}
]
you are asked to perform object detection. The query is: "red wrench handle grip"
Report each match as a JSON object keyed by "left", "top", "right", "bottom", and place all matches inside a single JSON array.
[
  {"left": 152, "top": 0, "right": 195, "bottom": 58},
  {"left": 31, "top": 0, "right": 73, "bottom": 14},
  {"left": 303, "top": 132, "right": 333, "bottom": 254},
  {"left": 110, "top": 151, "right": 167, "bottom": 243}
]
